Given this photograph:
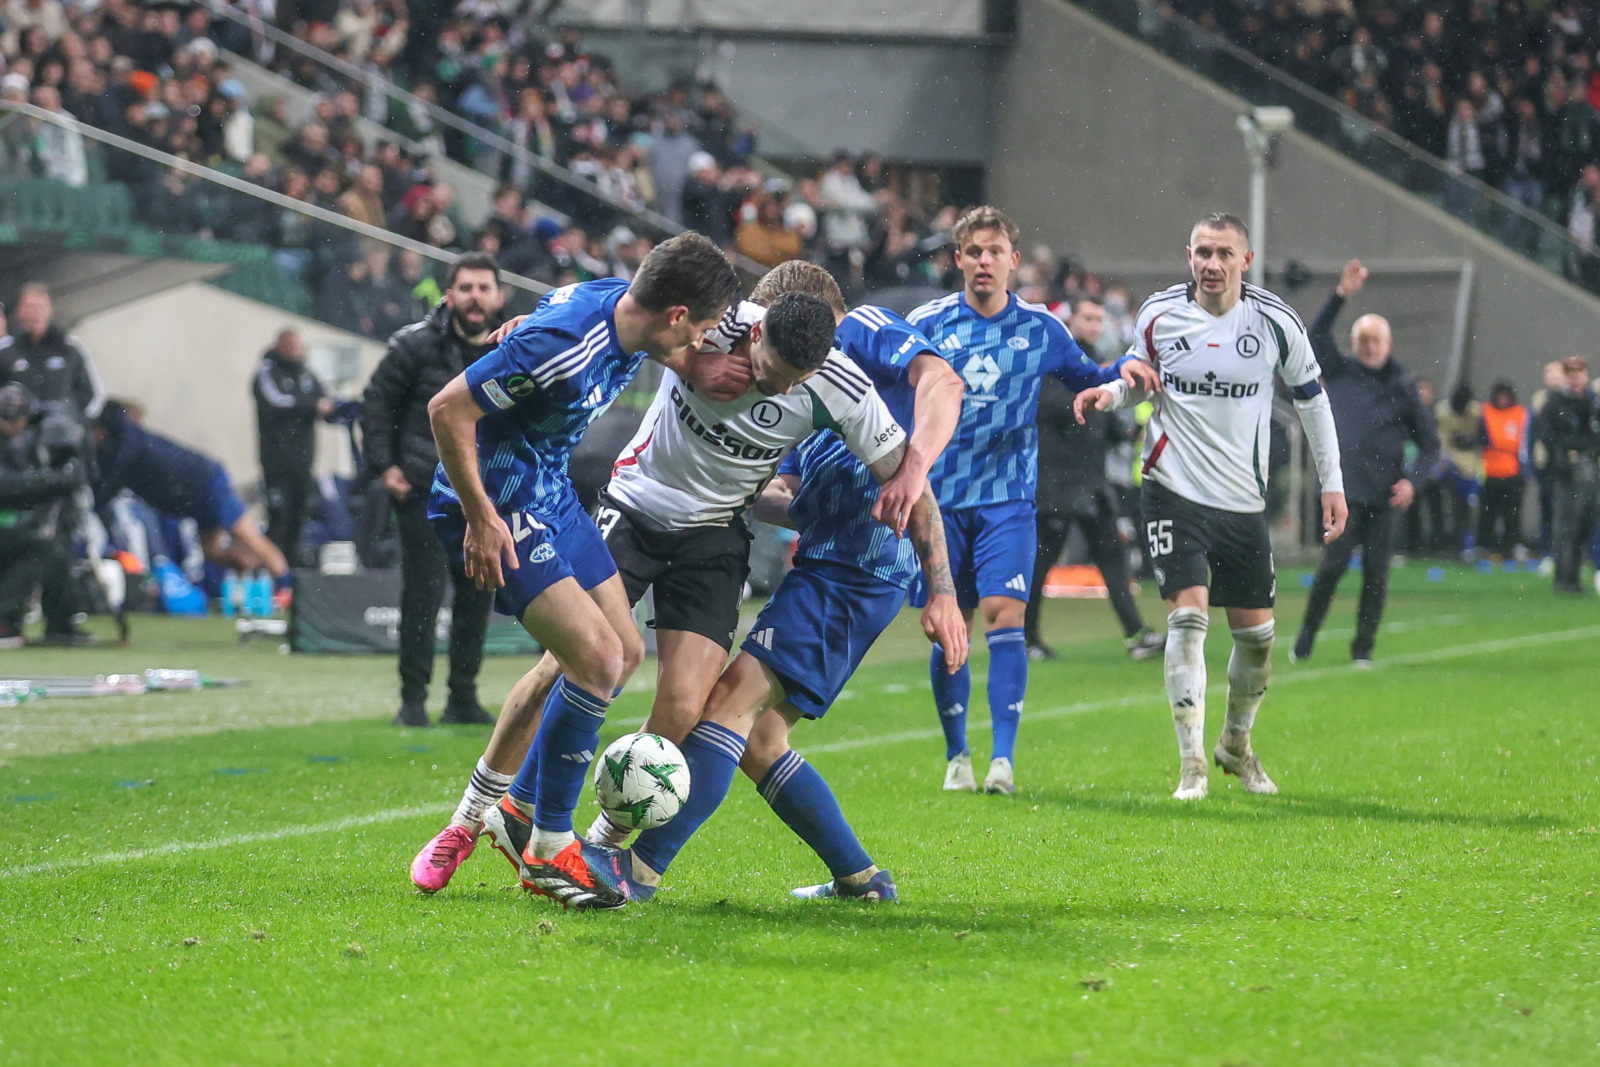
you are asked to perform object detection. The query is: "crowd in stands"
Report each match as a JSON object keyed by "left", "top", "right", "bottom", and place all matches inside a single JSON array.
[
  {"left": 0, "top": 0, "right": 968, "bottom": 338},
  {"left": 1157, "top": 1, "right": 1600, "bottom": 283}
]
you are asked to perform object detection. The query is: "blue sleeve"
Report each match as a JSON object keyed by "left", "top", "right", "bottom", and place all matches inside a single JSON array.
[
  {"left": 463, "top": 324, "right": 582, "bottom": 413},
  {"left": 1042, "top": 314, "right": 1117, "bottom": 390},
  {"left": 778, "top": 448, "right": 802, "bottom": 476},
  {"left": 837, "top": 307, "right": 942, "bottom": 382}
]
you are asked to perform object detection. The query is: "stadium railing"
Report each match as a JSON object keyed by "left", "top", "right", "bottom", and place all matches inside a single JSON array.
[
  {"left": 0, "top": 100, "right": 552, "bottom": 325},
  {"left": 203, "top": 1, "right": 770, "bottom": 281},
  {"left": 1072, "top": 0, "right": 1596, "bottom": 294}
]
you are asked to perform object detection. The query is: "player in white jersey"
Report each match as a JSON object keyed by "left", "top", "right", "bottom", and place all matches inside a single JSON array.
[
  {"left": 412, "top": 286, "right": 921, "bottom": 888},
  {"left": 1075, "top": 213, "right": 1348, "bottom": 801}
]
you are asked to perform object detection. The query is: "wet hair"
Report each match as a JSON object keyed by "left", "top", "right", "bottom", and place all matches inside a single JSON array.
[
  {"left": 449, "top": 251, "right": 501, "bottom": 286},
  {"left": 760, "top": 292, "right": 836, "bottom": 372},
  {"left": 950, "top": 205, "right": 1020, "bottom": 251},
  {"left": 749, "top": 260, "right": 846, "bottom": 315},
  {"left": 627, "top": 231, "right": 742, "bottom": 322},
  {"left": 1191, "top": 212, "right": 1250, "bottom": 245}
]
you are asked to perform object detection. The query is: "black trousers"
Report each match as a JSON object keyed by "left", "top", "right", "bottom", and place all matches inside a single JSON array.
[
  {"left": 1477, "top": 476, "right": 1524, "bottom": 558},
  {"left": 395, "top": 494, "right": 493, "bottom": 707},
  {"left": 0, "top": 527, "right": 72, "bottom": 631},
  {"left": 1298, "top": 502, "right": 1396, "bottom": 659},
  {"left": 263, "top": 460, "right": 314, "bottom": 568},
  {"left": 1550, "top": 467, "right": 1600, "bottom": 589},
  {"left": 1025, "top": 498, "right": 1145, "bottom": 644}
]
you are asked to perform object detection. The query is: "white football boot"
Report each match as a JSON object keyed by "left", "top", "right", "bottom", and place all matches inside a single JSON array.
[
  {"left": 982, "top": 756, "right": 1015, "bottom": 795},
  {"left": 943, "top": 751, "right": 978, "bottom": 792},
  {"left": 1213, "top": 738, "right": 1278, "bottom": 795}
]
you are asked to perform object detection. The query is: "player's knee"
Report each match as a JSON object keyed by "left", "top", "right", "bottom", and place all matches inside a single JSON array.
[
  {"left": 643, "top": 698, "right": 700, "bottom": 746},
  {"left": 575, "top": 629, "right": 627, "bottom": 696},
  {"left": 982, "top": 599, "right": 1025, "bottom": 631},
  {"left": 616, "top": 624, "right": 646, "bottom": 680}
]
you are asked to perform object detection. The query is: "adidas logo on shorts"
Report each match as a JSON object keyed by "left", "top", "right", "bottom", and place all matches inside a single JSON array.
[
  {"left": 1005, "top": 574, "right": 1027, "bottom": 593},
  {"left": 750, "top": 628, "right": 774, "bottom": 649}
]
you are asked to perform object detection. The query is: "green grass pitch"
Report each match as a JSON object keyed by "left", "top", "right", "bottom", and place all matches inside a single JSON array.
[{"left": 2, "top": 564, "right": 1598, "bottom": 1065}]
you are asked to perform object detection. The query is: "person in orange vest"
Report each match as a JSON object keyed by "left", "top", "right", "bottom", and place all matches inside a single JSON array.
[{"left": 1476, "top": 381, "right": 1531, "bottom": 559}]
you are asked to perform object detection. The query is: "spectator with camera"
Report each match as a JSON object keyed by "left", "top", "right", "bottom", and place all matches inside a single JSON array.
[
  {"left": 0, "top": 281, "right": 103, "bottom": 644},
  {"left": 0, "top": 382, "right": 87, "bottom": 647}
]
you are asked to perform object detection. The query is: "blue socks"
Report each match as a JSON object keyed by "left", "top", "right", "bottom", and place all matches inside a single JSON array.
[
  {"left": 525, "top": 677, "right": 610, "bottom": 834},
  {"left": 632, "top": 721, "right": 745, "bottom": 877},
  {"left": 759, "top": 750, "right": 872, "bottom": 879},
  {"left": 931, "top": 645, "right": 971, "bottom": 760},
  {"left": 986, "top": 627, "right": 1027, "bottom": 763}
]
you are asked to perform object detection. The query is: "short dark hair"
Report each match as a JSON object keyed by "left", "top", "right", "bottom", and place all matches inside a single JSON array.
[
  {"left": 449, "top": 251, "right": 500, "bottom": 286},
  {"left": 627, "top": 231, "right": 742, "bottom": 322},
  {"left": 1191, "top": 212, "right": 1250, "bottom": 245},
  {"left": 1068, "top": 295, "right": 1104, "bottom": 317},
  {"left": 761, "top": 292, "right": 836, "bottom": 372},
  {"left": 750, "top": 260, "right": 847, "bottom": 315}
]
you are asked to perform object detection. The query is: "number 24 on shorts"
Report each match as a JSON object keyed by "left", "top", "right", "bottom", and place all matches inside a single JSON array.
[{"left": 1147, "top": 519, "right": 1174, "bottom": 557}]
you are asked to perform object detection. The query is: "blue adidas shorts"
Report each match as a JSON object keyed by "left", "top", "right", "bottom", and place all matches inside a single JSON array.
[
  {"left": 430, "top": 488, "right": 617, "bottom": 621},
  {"left": 742, "top": 559, "right": 907, "bottom": 720},
  {"left": 909, "top": 500, "right": 1037, "bottom": 611}
]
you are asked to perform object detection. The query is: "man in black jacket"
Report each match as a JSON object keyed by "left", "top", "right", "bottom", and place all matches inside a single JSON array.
[
  {"left": 253, "top": 328, "right": 334, "bottom": 568},
  {"left": 1, "top": 281, "right": 104, "bottom": 644},
  {"left": 1025, "top": 297, "right": 1163, "bottom": 662},
  {"left": 0, "top": 384, "right": 86, "bottom": 646},
  {"left": 361, "top": 252, "right": 502, "bottom": 727},
  {"left": 1292, "top": 260, "right": 1441, "bottom": 665},
  {"left": 1538, "top": 354, "right": 1600, "bottom": 594},
  {"left": 0, "top": 283, "right": 105, "bottom": 421}
]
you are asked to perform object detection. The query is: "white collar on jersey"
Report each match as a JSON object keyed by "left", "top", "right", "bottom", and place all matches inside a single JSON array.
[{"left": 702, "top": 300, "right": 765, "bottom": 354}]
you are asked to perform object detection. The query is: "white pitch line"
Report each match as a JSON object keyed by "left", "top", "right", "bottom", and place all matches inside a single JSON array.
[
  {"left": 7, "top": 623, "right": 1599, "bottom": 880},
  {"left": 2, "top": 803, "right": 448, "bottom": 879}
]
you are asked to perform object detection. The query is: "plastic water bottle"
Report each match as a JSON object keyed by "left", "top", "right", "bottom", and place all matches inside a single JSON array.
[
  {"left": 250, "top": 572, "right": 275, "bottom": 617},
  {"left": 0, "top": 680, "right": 35, "bottom": 707},
  {"left": 220, "top": 570, "right": 240, "bottom": 617},
  {"left": 144, "top": 669, "right": 203, "bottom": 692}
]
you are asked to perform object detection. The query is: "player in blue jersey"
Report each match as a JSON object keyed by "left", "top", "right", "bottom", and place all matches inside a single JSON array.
[
  {"left": 588, "top": 261, "right": 970, "bottom": 904},
  {"left": 907, "top": 206, "right": 1160, "bottom": 795},
  {"left": 418, "top": 232, "right": 741, "bottom": 909}
]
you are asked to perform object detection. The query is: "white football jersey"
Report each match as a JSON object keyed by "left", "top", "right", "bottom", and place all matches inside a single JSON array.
[
  {"left": 606, "top": 349, "right": 906, "bottom": 530},
  {"left": 1127, "top": 282, "right": 1323, "bottom": 513}
]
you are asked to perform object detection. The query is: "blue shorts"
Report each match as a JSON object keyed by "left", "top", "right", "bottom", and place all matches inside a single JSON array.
[
  {"left": 742, "top": 559, "right": 906, "bottom": 720},
  {"left": 199, "top": 462, "right": 247, "bottom": 532},
  {"left": 429, "top": 488, "right": 617, "bottom": 620},
  {"left": 909, "top": 500, "right": 1037, "bottom": 611}
]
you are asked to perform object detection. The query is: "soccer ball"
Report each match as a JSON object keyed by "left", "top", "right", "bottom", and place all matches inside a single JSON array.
[{"left": 593, "top": 732, "right": 691, "bottom": 830}]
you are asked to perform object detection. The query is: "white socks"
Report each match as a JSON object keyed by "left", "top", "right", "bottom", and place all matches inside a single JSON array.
[
  {"left": 1225, "top": 620, "right": 1274, "bottom": 745},
  {"left": 1164, "top": 607, "right": 1209, "bottom": 760},
  {"left": 449, "top": 759, "right": 514, "bottom": 829}
]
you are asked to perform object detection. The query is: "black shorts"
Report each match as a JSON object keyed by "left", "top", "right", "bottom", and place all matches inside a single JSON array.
[
  {"left": 595, "top": 493, "right": 751, "bottom": 649},
  {"left": 1140, "top": 479, "right": 1275, "bottom": 608}
]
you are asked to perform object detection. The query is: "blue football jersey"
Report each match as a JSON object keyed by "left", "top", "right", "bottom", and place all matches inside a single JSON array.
[
  {"left": 431, "top": 278, "right": 648, "bottom": 518},
  {"left": 784, "top": 305, "right": 945, "bottom": 588},
  {"left": 909, "top": 291, "right": 1123, "bottom": 511}
]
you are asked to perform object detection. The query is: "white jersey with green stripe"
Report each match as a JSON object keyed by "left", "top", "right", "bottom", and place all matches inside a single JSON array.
[
  {"left": 606, "top": 348, "right": 905, "bottom": 530},
  {"left": 1125, "top": 281, "right": 1323, "bottom": 514}
]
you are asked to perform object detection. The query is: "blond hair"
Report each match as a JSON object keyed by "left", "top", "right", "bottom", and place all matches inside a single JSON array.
[{"left": 950, "top": 205, "right": 1020, "bottom": 251}]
